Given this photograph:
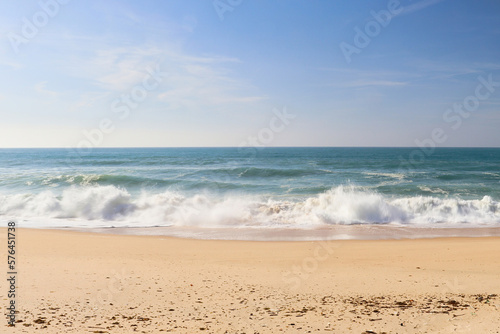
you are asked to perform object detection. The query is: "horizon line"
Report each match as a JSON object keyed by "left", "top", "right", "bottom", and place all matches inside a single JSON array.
[{"left": 0, "top": 146, "right": 499, "bottom": 149}]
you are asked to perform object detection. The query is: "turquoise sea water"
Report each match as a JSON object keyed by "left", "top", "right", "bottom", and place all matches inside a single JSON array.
[{"left": 0, "top": 148, "right": 499, "bottom": 235}]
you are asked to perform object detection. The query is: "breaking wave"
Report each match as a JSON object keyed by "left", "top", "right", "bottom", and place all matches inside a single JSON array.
[{"left": 1, "top": 185, "right": 499, "bottom": 229}]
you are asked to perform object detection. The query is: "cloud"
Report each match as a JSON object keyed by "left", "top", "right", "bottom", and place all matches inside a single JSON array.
[
  {"left": 408, "top": 60, "right": 500, "bottom": 82},
  {"left": 319, "top": 67, "right": 413, "bottom": 89},
  {"left": 0, "top": 58, "right": 23, "bottom": 70},
  {"left": 0, "top": 3, "right": 265, "bottom": 115},
  {"left": 63, "top": 43, "right": 266, "bottom": 113},
  {"left": 399, "top": 0, "right": 447, "bottom": 16},
  {"left": 318, "top": 67, "right": 417, "bottom": 78},
  {"left": 34, "top": 81, "right": 58, "bottom": 97},
  {"left": 84, "top": 46, "right": 164, "bottom": 92},
  {"left": 473, "top": 63, "right": 500, "bottom": 71},
  {"left": 157, "top": 53, "right": 266, "bottom": 109},
  {"left": 70, "top": 92, "right": 112, "bottom": 112},
  {"left": 321, "top": 61, "right": 500, "bottom": 87},
  {"left": 344, "top": 80, "right": 407, "bottom": 88}
]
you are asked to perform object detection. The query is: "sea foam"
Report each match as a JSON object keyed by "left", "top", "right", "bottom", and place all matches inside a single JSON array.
[{"left": 1, "top": 185, "right": 499, "bottom": 229}]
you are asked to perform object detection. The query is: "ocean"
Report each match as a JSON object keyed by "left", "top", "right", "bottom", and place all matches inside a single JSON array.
[{"left": 1, "top": 147, "right": 499, "bottom": 239}]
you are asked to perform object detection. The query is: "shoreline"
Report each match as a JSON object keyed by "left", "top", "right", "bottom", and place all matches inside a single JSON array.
[
  {"left": 2, "top": 228, "right": 499, "bottom": 333},
  {"left": 15, "top": 224, "right": 500, "bottom": 241}
]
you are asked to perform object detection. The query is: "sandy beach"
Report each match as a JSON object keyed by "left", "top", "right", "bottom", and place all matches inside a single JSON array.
[{"left": 2, "top": 228, "right": 500, "bottom": 333}]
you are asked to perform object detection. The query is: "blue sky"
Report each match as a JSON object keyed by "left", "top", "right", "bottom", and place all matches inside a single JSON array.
[{"left": 0, "top": 0, "right": 499, "bottom": 148}]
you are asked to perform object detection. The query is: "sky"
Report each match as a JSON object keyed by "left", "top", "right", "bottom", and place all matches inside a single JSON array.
[{"left": 0, "top": 0, "right": 499, "bottom": 148}]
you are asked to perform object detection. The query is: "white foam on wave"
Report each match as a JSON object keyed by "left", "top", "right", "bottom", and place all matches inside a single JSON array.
[
  {"left": 0, "top": 186, "right": 134, "bottom": 220},
  {"left": 363, "top": 172, "right": 408, "bottom": 187},
  {"left": 418, "top": 186, "right": 449, "bottom": 195},
  {"left": 46, "top": 174, "right": 103, "bottom": 186},
  {"left": 0, "top": 185, "right": 499, "bottom": 229},
  {"left": 363, "top": 172, "right": 406, "bottom": 180}
]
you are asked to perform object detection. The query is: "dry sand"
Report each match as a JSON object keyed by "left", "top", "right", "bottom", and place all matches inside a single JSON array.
[{"left": 1, "top": 228, "right": 499, "bottom": 333}]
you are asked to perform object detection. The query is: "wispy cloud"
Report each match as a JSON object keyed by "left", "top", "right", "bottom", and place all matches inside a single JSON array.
[
  {"left": 319, "top": 67, "right": 413, "bottom": 89},
  {"left": 399, "top": 0, "right": 447, "bottom": 16},
  {"left": 344, "top": 80, "right": 407, "bottom": 88},
  {"left": 64, "top": 44, "right": 266, "bottom": 113},
  {"left": 473, "top": 62, "right": 500, "bottom": 71},
  {"left": 320, "top": 61, "right": 500, "bottom": 87},
  {"left": 319, "top": 67, "right": 417, "bottom": 78},
  {"left": 408, "top": 60, "right": 500, "bottom": 82},
  {"left": 89, "top": 47, "right": 161, "bottom": 91},
  {"left": 157, "top": 53, "right": 266, "bottom": 109},
  {"left": 70, "top": 92, "right": 112, "bottom": 112},
  {"left": 35, "top": 81, "right": 58, "bottom": 97},
  {"left": 0, "top": 58, "right": 23, "bottom": 70}
]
